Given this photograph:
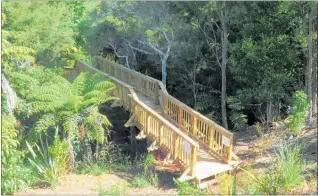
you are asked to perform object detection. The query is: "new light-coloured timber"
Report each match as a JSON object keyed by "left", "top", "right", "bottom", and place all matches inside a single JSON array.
[{"left": 65, "top": 57, "right": 240, "bottom": 184}]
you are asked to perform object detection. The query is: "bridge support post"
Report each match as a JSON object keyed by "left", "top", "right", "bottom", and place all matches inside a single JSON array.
[
  {"left": 190, "top": 146, "right": 197, "bottom": 177},
  {"left": 130, "top": 126, "right": 137, "bottom": 164}
]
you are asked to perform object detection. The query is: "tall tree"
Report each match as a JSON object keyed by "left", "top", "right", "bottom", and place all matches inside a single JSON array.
[
  {"left": 218, "top": 1, "right": 229, "bottom": 129},
  {"left": 229, "top": 2, "right": 300, "bottom": 129},
  {"left": 200, "top": 1, "right": 229, "bottom": 128},
  {"left": 306, "top": 1, "right": 315, "bottom": 124}
]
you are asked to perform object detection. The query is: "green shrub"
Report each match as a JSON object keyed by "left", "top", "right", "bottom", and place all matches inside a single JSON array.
[
  {"left": 26, "top": 136, "right": 59, "bottom": 187},
  {"left": 239, "top": 166, "right": 261, "bottom": 195},
  {"left": 98, "top": 182, "right": 130, "bottom": 195},
  {"left": 228, "top": 96, "right": 248, "bottom": 131},
  {"left": 239, "top": 140, "right": 305, "bottom": 194},
  {"left": 217, "top": 173, "right": 237, "bottom": 195},
  {"left": 26, "top": 127, "right": 69, "bottom": 187},
  {"left": 75, "top": 161, "right": 110, "bottom": 176},
  {"left": 49, "top": 130, "right": 69, "bottom": 175},
  {"left": 288, "top": 91, "right": 309, "bottom": 136},
  {"left": 1, "top": 114, "right": 37, "bottom": 194},
  {"left": 274, "top": 140, "right": 305, "bottom": 190},
  {"left": 239, "top": 167, "right": 280, "bottom": 195},
  {"left": 174, "top": 179, "right": 209, "bottom": 195},
  {"left": 133, "top": 154, "right": 159, "bottom": 187},
  {"left": 131, "top": 173, "right": 152, "bottom": 188}
]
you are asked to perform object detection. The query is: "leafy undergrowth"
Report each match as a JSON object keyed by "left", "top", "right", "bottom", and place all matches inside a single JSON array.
[
  {"left": 219, "top": 117, "right": 318, "bottom": 195},
  {"left": 174, "top": 179, "right": 209, "bottom": 195}
]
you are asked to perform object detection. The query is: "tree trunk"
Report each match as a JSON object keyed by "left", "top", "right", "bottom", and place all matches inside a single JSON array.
[
  {"left": 161, "top": 56, "right": 167, "bottom": 87},
  {"left": 313, "top": 48, "right": 317, "bottom": 115},
  {"left": 95, "top": 142, "right": 99, "bottom": 160},
  {"left": 220, "top": 1, "right": 228, "bottom": 129},
  {"left": 1, "top": 74, "right": 17, "bottom": 115},
  {"left": 266, "top": 100, "right": 273, "bottom": 131},
  {"left": 307, "top": 3, "right": 314, "bottom": 124},
  {"left": 193, "top": 63, "right": 197, "bottom": 107},
  {"left": 67, "top": 139, "right": 75, "bottom": 172}
]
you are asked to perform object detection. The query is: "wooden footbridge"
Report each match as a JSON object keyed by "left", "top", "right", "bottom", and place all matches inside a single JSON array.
[{"left": 65, "top": 56, "right": 240, "bottom": 183}]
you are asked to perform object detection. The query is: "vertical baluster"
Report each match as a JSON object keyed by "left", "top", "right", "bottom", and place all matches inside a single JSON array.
[
  {"left": 192, "top": 115, "right": 197, "bottom": 137},
  {"left": 177, "top": 105, "right": 182, "bottom": 127},
  {"left": 219, "top": 132, "right": 222, "bottom": 154}
]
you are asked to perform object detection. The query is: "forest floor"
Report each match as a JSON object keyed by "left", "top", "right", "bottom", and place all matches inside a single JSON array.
[
  {"left": 15, "top": 116, "right": 317, "bottom": 195},
  {"left": 15, "top": 169, "right": 179, "bottom": 195}
]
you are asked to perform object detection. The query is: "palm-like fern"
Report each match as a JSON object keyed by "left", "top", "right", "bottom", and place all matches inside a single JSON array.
[
  {"left": 1, "top": 30, "right": 35, "bottom": 70},
  {"left": 28, "top": 72, "right": 116, "bottom": 144}
]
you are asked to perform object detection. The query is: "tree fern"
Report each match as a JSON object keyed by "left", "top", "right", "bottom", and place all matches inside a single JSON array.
[
  {"left": 28, "top": 72, "right": 116, "bottom": 145},
  {"left": 1, "top": 30, "right": 35, "bottom": 70},
  {"left": 71, "top": 72, "right": 89, "bottom": 95}
]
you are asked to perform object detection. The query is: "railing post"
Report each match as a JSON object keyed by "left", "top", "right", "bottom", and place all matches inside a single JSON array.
[
  {"left": 163, "top": 97, "right": 168, "bottom": 115},
  {"left": 190, "top": 146, "right": 197, "bottom": 177},
  {"left": 227, "top": 136, "right": 233, "bottom": 163},
  {"left": 208, "top": 126, "right": 215, "bottom": 149}
]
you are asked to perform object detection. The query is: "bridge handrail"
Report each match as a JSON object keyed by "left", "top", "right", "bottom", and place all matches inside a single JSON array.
[
  {"left": 96, "top": 56, "right": 167, "bottom": 104},
  {"left": 66, "top": 59, "right": 198, "bottom": 176},
  {"left": 159, "top": 90, "right": 233, "bottom": 163},
  {"left": 71, "top": 60, "right": 138, "bottom": 111},
  {"left": 88, "top": 56, "right": 233, "bottom": 163},
  {"left": 129, "top": 94, "right": 198, "bottom": 175}
]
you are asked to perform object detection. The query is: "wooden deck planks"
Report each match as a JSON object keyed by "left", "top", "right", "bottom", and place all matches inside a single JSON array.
[{"left": 135, "top": 90, "right": 239, "bottom": 181}]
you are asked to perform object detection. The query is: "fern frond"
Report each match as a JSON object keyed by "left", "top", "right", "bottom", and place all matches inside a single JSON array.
[
  {"left": 50, "top": 75, "right": 71, "bottom": 86},
  {"left": 93, "top": 80, "right": 115, "bottom": 91},
  {"left": 7, "top": 71, "right": 38, "bottom": 93},
  {"left": 63, "top": 115, "right": 81, "bottom": 140},
  {"left": 29, "top": 101, "right": 65, "bottom": 114},
  {"left": 85, "top": 73, "right": 105, "bottom": 91},
  {"left": 83, "top": 90, "right": 105, "bottom": 100},
  {"left": 71, "top": 72, "right": 90, "bottom": 96},
  {"left": 1, "top": 114, "right": 19, "bottom": 156},
  {"left": 34, "top": 114, "right": 57, "bottom": 134}
]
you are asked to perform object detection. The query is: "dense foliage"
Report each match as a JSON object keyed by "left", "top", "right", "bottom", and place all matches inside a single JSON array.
[
  {"left": 1, "top": 1, "right": 316, "bottom": 194},
  {"left": 288, "top": 91, "right": 309, "bottom": 136},
  {"left": 78, "top": 1, "right": 316, "bottom": 128}
]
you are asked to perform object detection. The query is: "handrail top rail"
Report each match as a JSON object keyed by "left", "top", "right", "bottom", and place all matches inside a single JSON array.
[
  {"left": 129, "top": 94, "right": 199, "bottom": 147},
  {"left": 159, "top": 90, "right": 233, "bottom": 138},
  {"left": 75, "top": 60, "right": 138, "bottom": 99},
  {"left": 96, "top": 56, "right": 168, "bottom": 92}
]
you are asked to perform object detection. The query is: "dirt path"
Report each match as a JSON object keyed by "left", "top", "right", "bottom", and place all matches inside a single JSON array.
[{"left": 15, "top": 171, "right": 178, "bottom": 195}]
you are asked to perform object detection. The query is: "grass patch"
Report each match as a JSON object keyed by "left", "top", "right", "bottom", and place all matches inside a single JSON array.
[
  {"left": 131, "top": 173, "right": 152, "bottom": 188},
  {"left": 130, "top": 154, "right": 159, "bottom": 188},
  {"left": 174, "top": 179, "right": 209, "bottom": 195},
  {"left": 238, "top": 139, "right": 306, "bottom": 194},
  {"left": 131, "top": 172, "right": 159, "bottom": 188},
  {"left": 274, "top": 139, "right": 306, "bottom": 191},
  {"left": 75, "top": 161, "right": 110, "bottom": 176},
  {"left": 98, "top": 181, "right": 130, "bottom": 195}
]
